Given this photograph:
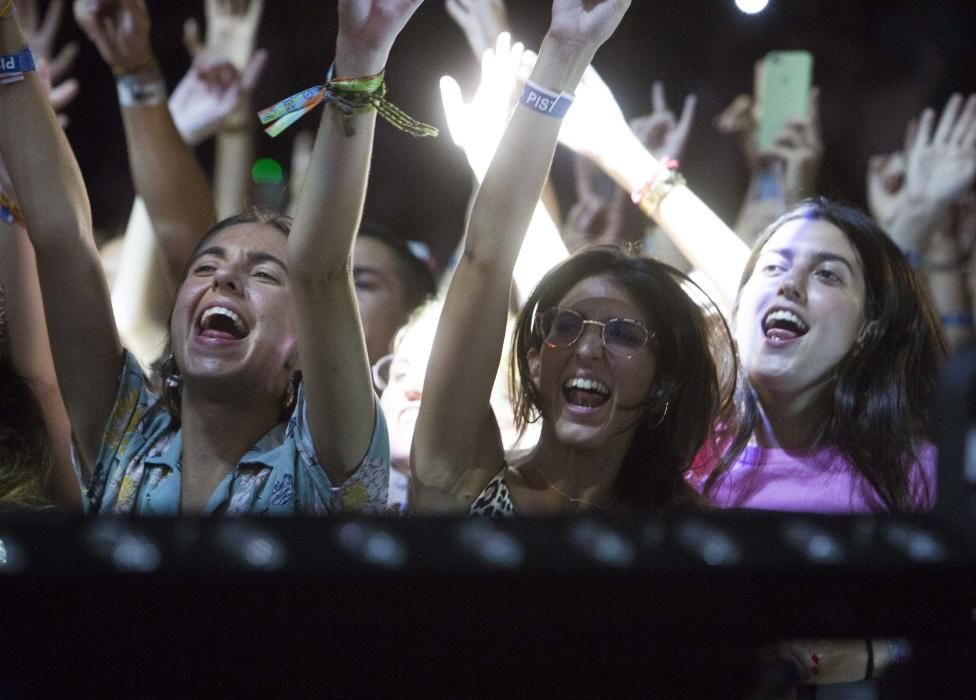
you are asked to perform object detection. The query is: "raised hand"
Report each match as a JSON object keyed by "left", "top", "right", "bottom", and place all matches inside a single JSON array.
[
  {"left": 336, "top": 0, "right": 426, "bottom": 76},
  {"left": 18, "top": 0, "right": 79, "bottom": 83},
  {"left": 444, "top": 0, "right": 509, "bottom": 60},
  {"left": 168, "top": 49, "right": 268, "bottom": 146},
  {"left": 182, "top": 0, "right": 264, "bottom": 70},
  {"left": 714, "top": 92, "right": 758, "bottom": 170},
  {"left": 762, "top": 87, "right": 822, "bottom": 201},
  {"left": 73, "top": 0, "right": 153, "bottom": 74},
  {"left": 38, "top": 58, "right": 81, "bottom": 129},
  {"left": 440, "top": 31, "right": 527, "bottom": 179},
  {"left": 716, "top": 87, "right": 822, "bottom": 203},
  {"left": 548, "top": 0, "right": 631, "bottom": 52},
  {"left": 866, "top": 151, "right": 907, "bottom": 229},
  {"left": 630, "top": 80, "right": 697, "bottom": 161},
  {"left": 904, "top": 93, "right": 976, "bottom": 208}
]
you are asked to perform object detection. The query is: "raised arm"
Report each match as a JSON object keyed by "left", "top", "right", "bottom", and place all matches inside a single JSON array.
[
  {"left": 715, "top": 88, "right": 823, "bottom": 244},
  {"left": 0, "top": 4, "right": 120, "bottom": 475},
  {"left": 74, "top": 0, "right": 215, "bottom": 288},
  {"left": 184, "top": 0, "right": 266, "bottom": 219},
  {"left": 885, "top": 94, "right": 976, "bottom": 351},
  {"left": 286, "top": 0, "right": 427, "bottom": 483},
  {"left": 439, "top": 31, "right": 568, "bottom": 301},
  {"left": 557, "top": 62, "right": 749, "bottom": 309},
  {"left": 412, "top": 0, "right": 631, "bottom": 511}
]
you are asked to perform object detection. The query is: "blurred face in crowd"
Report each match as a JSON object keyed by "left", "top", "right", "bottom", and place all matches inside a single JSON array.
[{"left": 354, "top": 236, "right": 410, "bottom": 366}]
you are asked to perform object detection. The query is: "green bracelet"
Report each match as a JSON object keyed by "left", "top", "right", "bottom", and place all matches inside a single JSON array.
[{"left": 258, "top": 64, "right": 438, "bottom": 139}]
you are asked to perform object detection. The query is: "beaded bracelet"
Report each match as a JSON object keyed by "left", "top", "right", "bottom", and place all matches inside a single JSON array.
[
  {"left": 259, "top": 64, "right": 438, "bottom": 139},
  {"left": 631, "top": 157, "right": 685, "bottom": 216}
]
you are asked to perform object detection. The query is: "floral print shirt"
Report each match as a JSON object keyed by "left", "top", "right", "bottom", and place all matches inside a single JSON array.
[{"left": 81, "top": 352, "right": 389, "bottom": 516}]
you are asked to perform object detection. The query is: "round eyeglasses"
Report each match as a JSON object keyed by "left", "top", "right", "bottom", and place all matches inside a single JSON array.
[{"left": 537, "top": 307, "right": 652, "bottom": 359}]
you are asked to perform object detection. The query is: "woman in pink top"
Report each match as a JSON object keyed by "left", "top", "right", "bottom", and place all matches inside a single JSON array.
[{"left": 695, "top": 199, "right": 945, "bottom": 513}]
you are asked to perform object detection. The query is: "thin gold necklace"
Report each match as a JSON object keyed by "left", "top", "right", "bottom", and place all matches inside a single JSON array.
[{"left": 535, "top": 467, "right": 608, "bottom": 512}]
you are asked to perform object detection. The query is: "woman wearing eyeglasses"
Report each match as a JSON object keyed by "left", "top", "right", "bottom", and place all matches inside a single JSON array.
[{"left": 410, "top": 0, "right": 734, "bottom": 515}]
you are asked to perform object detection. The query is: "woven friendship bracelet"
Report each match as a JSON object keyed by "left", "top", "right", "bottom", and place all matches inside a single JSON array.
[{"left": 258, "top": 64, "right": 438, "bottom": 139}]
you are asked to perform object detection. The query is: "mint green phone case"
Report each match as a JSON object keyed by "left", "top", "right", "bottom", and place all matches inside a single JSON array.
[{"left": 756, "top": 51, "right": 813, "bottom": 153}]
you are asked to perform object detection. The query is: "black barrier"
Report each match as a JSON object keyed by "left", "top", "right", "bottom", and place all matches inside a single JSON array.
[{"left": 0, "top": 511, "right": 972, "bottom": 696}]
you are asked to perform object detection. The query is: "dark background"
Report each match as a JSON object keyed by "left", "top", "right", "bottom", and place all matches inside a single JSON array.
[{"left": 57, "top": 0, "right": 976, "bottom": 267}]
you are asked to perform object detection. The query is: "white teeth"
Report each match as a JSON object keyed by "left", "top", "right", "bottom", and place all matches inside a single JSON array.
[
  {"left": 200, "top": 306, "right": 245, "bottom": 333},
  {"left": 564, "top": 377, "right": 610, "bottom": 395},
  {"left": 763, "top": 309, "right": 808, "bottom": 332}
]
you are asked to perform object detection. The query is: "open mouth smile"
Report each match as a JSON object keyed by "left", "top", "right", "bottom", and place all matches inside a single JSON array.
[
  {"left": 563, "top": 376, "right": 611, "bottom": 409},
  {"left": 762, "top": 308, "right": 809, "bottom": 345},
  {"left": 196, "top": 305, "right": 250, "bottom": 341}
]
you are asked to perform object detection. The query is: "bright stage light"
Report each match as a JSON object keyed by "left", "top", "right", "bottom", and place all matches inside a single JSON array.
[{"left": 735, "top": 0, "right": 769, "bottom": 14}]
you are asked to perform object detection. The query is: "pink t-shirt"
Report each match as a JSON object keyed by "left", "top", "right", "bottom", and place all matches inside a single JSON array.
[{"left": 691, "top": 442, "right": 937, "bottom": 514}]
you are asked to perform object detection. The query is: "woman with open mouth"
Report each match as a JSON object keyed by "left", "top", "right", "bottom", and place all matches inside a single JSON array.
[
  {"left": 409, "top": 0, "right": 735, "bottom": 516},
  {"left": 695, "top": 200, "right": 946, "bottom": 514},
  {"left": 0, "top": 0, "right": 436, "bottom": 514}
]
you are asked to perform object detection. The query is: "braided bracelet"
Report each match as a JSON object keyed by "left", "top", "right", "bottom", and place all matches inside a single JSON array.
[
  {"left": 258, "top": 64, "right": 438, "bottom": 139},
  {"left": 632, "top": 157, "right": 686, "bottom": 216}
]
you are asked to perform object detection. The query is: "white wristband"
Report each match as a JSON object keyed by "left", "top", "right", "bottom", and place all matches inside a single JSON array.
[{"left": 117, "top": 73, "right": 167, "bottom": 107}]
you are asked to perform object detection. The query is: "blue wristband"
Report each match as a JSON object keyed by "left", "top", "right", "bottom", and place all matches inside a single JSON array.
[
  {"left": 0, "top": 46, "right": 35, "bottom": 75},
  {"left": 520, "top": 80, "right": 574, "bottom": 118},
  {"left": 940, "top": 312, "right": 974, "bottom": 328},
  {"left": 0, "top": 205, "right": 15, "bottom": 224}
]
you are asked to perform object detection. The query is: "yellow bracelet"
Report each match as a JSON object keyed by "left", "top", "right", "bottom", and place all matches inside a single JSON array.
[
  {"left": 631, "top": 158, "right": 686, "bottom": 217},
  {"left": 0, "top": 0, "right": 14, "bottom": 20}
]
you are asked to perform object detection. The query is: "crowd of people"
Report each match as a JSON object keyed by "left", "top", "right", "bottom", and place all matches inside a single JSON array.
[{"left": 0, "top": 0, "right": 974, "bottom": 693}]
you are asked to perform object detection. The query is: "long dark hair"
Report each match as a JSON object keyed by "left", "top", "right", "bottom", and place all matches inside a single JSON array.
[
  {"left": 510, "top": 245, "right": 737, "bottom": 512},
  {"left": 704, "top": 199, "right": 947, "bottom": 511},
  {"left": 153, "top": 208, "right": 296, "bottom": 426}
]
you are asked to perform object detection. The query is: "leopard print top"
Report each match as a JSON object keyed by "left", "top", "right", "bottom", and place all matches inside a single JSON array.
[{"left": 468, "top": 468, "right": 515, "bottom": 518}]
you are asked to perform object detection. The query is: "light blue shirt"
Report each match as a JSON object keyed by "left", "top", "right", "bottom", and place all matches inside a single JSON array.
[{"left": 82, "top": 352, "right": 389, "bottom": 515}]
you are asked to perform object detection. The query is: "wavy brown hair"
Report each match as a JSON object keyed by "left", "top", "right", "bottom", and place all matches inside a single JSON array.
[
  {"left": 703, "top": 199, "right": 947, "bottom": 511},
  {"left": 510, "top": 245, "right": 737, "bottom": 513}
]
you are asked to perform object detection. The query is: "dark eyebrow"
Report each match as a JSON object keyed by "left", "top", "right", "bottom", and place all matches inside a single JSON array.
[
  {"left": 248, "top": 251, "right": 288, "bottom": 272},
  {"left": 191, "top": 246, "right": 288, "bottom": 272},
  {"left": 191, "top": 245, "right": 226, "bottom": 263},
  {"left": 766, "top": 247, "right": 856, "bottom": 275}
]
